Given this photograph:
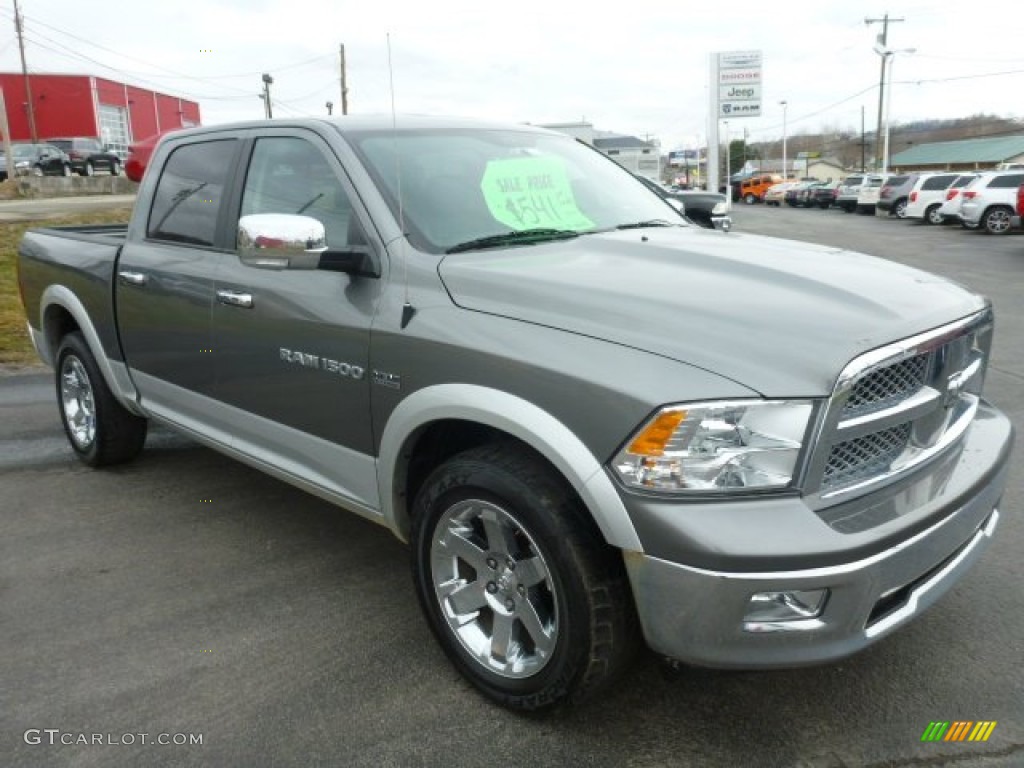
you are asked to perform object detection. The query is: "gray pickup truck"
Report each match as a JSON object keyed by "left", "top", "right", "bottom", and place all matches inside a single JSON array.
[{"left": 18, "top": 117, "right": 1013, "bottom": 711}]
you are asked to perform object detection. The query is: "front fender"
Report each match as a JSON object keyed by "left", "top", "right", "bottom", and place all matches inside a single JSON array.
[{"left": 377, "top": 383, "right": 642, "bottom": 552}]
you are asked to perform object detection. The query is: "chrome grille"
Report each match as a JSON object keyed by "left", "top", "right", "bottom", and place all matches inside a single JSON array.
[
  {"left": 844, "top": 354, "right": 929, "bottom": 415},
  {"left": 807, "top": 310, "right": 992, "bottom": 524},
  {"left": 823, "top": 423, "right": 912, "bottom": 489}
]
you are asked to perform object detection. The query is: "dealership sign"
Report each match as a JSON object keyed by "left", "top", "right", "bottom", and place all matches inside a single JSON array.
[{"left": 716, "top": 50, "right": 762, "bottom": 118}]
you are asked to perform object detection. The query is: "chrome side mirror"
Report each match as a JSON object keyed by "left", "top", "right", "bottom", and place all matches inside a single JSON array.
[{"left": 237, "top": 213, "right": 327, "bottom": 269}]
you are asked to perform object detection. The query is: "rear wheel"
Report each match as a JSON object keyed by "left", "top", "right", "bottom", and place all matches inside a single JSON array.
[
  {"left": 411, "top": 443, "right": 638, "bottom": 711},
  {"left": 55, "top": 332, "right": 147, "bottom": 467},
  {"left": 925, "top": 204, "right": 944, "bottom": 225},
  {"left": 982, "top": 206, "right": 1013, "bottom": 235},
  {"left": 894, "top": 198, "right": 908, "bottom": 218}
]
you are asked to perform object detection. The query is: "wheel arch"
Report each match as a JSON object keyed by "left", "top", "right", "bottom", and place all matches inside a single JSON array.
[
  {"left": 378, "top": 384, "right": 643, "bottom": 552},
  {"left": 38, "top": 285, "right": 142, "bottom": 414}
]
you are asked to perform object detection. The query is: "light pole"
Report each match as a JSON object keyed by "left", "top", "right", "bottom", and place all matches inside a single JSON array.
[
  {"left": 779, "top": 100, "right": 788, "bottom": 179},
  {"left": 873, "top": 45, "right": 915, "bottom": 173},
  {"left": 722, "top": 120, "right": 731, "bottom": 206}
]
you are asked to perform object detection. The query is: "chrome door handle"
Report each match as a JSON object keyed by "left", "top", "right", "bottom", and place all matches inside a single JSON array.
[
  {"left": 216, "top": 289, "right": 254, "bottom": 308},
  {"left": 118, "top": 270, "right": 148, "bottom": 286}
]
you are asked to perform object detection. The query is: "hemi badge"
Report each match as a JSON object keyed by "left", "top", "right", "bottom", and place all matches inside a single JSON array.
[{"left": 373, "top": 370, "right": 401, "bottom": 390}]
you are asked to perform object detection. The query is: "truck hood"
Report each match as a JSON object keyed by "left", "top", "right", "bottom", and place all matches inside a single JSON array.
[{"left": 437, "top": 228, "right": 985, "bottom": 397}]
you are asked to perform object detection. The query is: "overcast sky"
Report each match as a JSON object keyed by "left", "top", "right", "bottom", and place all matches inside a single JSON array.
[{"left": 1, "top": 0, "right": 1021, "bottom": 150}]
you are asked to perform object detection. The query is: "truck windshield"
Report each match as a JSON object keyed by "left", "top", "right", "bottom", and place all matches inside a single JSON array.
[{"left": 346, "top": 128, "right": 684, "bottom": 253}]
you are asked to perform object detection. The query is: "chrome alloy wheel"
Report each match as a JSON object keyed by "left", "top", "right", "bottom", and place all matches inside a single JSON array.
[
  {"left": 60, "top": 355, "right": 96, "bottom": 449},
  {"left": 430, "top": 499, "right": 558, "bottom": 679}
]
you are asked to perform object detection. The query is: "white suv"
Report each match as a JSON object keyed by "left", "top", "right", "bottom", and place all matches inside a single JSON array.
[
  {"left": 855, "top": 174, "right": 891, "bottom": 215},
  {"left": 904, "top": 172, "right": 960, "bottom": 225},
  {"left": 959, "top": 170, "right": 1024, "bottom": 234},
  {"left": 935, "top": 174, "right": 980, "bottom": 225},
  {"left": 835, "top": 174, "right": 866, "bottom": 213}
]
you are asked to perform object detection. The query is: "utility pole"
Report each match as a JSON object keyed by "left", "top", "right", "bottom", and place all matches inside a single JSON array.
[
  {"left": 13, "top": 0, "right": 38, "bottom": 143},
  {"left": 865, "top": 13, "right": 904, "bottom": 170},
  {"left": 339, "top": 44, "right": 349, "bottom": 115},
  {"left": 261, "top": 73, "right": 273, "bottom": 119}
]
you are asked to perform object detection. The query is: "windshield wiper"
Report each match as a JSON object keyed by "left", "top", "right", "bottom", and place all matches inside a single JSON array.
[
  {"left": 614, "top": 219, "right": 679, "bottom": 230},
  {"left": 446, "top": 228, "right": 581, "bottom": 254}
]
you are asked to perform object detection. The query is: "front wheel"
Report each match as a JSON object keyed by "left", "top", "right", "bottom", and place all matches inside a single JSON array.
[
  {"left": 111, "top": 159, "right": 121, "bottom": 176},
  {"left": 411, "top": 444, "right": 638, "bottom": 711},
  {"left": 743, "top": 193, "right": 757, "bottom": 205},
  {"left": 83, "top": 161, "right": 95, "bottom": 177},
  {"left": 55, "top": 332, "right": 147, "bottom": 467},
  {"left": 32, "top": 164, "right": 44, "bottom": 177},
  {"left": 62, "top": 163, "right": 72, "bottom": 177}
]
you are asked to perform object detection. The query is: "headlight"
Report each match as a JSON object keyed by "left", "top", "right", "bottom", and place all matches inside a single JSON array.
[
  {"left": 612, "top": 400, "right": 813, "bottom": 493},
  {"left": 711, "top": 201, "right": 728, "bottom": 215},
  {"left": 14, "top": 161, "right": 29, "bottom": 168}
]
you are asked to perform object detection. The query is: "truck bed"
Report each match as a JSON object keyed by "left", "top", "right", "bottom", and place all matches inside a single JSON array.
[{"left": 18, "top": 225, "right": 127, "bottom": 366}]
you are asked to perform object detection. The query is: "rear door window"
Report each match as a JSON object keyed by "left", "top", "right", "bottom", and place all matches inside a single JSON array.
[
  {"left": 988, "top": 173, "right": 1024, "bottom": 189},
  {"left": 148, "top": 139, "right": 238, "bottom": 247},
  {"left": 922, "top": 175, "right": 957, "bottom": 191}
]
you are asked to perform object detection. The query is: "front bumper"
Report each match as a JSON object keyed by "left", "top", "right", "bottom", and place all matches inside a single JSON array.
[{"left": 622, "top": 401, "right": 1012, "bottom": 668}]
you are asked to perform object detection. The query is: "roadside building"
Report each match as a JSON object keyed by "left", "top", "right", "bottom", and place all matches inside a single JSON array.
[
  {"left": 541, "top": 121, "right": 661, "bottom": 181},
  {"left": 0, "top": 73, "right": 201, "bottom": 158},
  {"left": 890, "top": 134, "right": 1024, "bottom": 172}
]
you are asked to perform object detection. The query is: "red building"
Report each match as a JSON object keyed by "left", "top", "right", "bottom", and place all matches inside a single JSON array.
[{"left": 0, "top": 73, "right": 201, "bottom": 156}]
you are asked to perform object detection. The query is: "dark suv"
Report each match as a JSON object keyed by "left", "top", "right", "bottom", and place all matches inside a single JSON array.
[{"left": 47, "top": 137, "right": 121, "bottom": 177}]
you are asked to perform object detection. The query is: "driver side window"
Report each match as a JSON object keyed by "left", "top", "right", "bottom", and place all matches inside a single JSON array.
[{"left": 240, "top": 137, "right": 361, "bottom": 247}]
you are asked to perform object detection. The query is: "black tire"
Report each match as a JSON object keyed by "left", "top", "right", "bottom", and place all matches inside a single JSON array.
[
  {"left": 743, "top": 193, "right": 757, "bottom": 205},
  {"left": 111, "top": 159, "right": 121, "bottom": 177},
  {"left": 925, "top": 204, "right": 944, "bottom": 225},
  {"left": 411, "top": 443, "right": 638, "bottom": 711},
  {"left": 982, "top": 206, "right": 1013, "bottom": 235},
  {"left": 32, "top": 164, "right": 44, "bottom": 177},
  {"left": 62, "top": 163, "right": 72, "bottom": 177},
  {"left": 894, "top": 198, "right": 908, "bottom": 218},
  {"left": 55, "top": 332, "right": 147, "bottom": 467},
  {"left": 83, "top": 161, "right": 95, "bottom": 177}
]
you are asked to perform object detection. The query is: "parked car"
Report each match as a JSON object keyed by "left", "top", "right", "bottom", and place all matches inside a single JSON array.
[
  {"left": 784, "top": 181, "right": 822, "bottom": 208},
  {"left": 835, "top": 173, "right": 867, "bottom": 213},
  {"left": 763, "top": 181, "right": 801, "bottom": 207},
  {"left": 855, "top": 174, "right": 892, "bottom": 215},
  {"left": 47, "top": 137, "right": 122, "bottom": 176},
  {"left": 634, "top": 175, "right": 731, "bottom": 230},
  {"left": 738, "top": 174, "right": 783, "bottom": 204},
  {"left": 0, "top": 143, "right": 72, "bottom": 179},
  {"left": 1015, "top": 183, "right": 1024, "bottom": 230},
  {"left": 959, "top": 170, "right": 1024, "bottom": 234},
  {"left": 936, "top": 174, "right": 980, "bottom": 225},
  {"left": 18, "top": 115, "right": 1012, "bottom": 712},
  {"left": 124, "top": 131, "right": 175, "bottom": 183},
  {"left": 876, "top": 174, "right": 918, "bottom": 218},
  {"left": 903, "top": 172, "right": 961, "bottom": 225},
  {"left": 809, "top": 180, "right": 841, "bottom": 209}
]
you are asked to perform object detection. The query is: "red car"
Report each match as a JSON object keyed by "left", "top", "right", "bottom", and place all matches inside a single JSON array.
[{"left": 124, "top": 130, "right": 180, "bottom": 182}]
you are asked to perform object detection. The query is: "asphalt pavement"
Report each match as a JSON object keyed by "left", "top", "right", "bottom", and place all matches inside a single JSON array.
[{"left": 1, "top": 205, "right": 1021, "bottom": 768}]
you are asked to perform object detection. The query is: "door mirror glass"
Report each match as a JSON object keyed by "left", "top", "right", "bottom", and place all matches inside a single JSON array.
[{"left": 237, "top": 213, "right": 327, "bottom": 269}]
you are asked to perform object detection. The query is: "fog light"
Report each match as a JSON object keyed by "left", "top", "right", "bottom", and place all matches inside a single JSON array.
[{"left": 743, "top": 589, "right": 828, "bottom": 631}]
